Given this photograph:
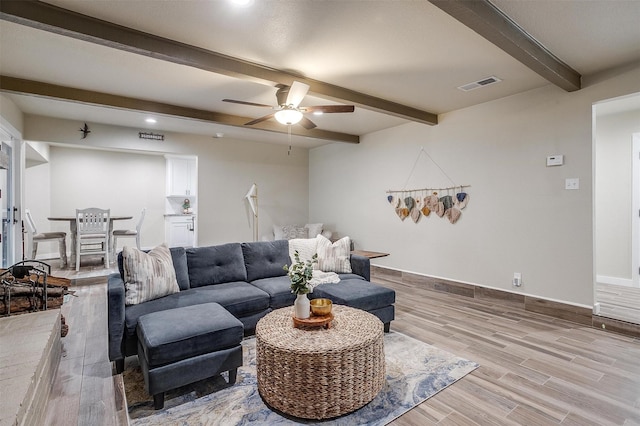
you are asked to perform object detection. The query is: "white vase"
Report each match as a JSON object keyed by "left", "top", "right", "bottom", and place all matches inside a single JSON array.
[{"left": 294, "top": 293, "right": 310, "bottom": 319}]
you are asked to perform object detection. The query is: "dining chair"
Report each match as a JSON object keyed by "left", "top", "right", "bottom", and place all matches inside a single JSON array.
[
  {"left": 112, "top": 208, "right": 146, "bottom": 258},
  {"left": 75, "top": 207, "right": 110, "bottom": 271},
  {"left": 24, "top": 209, "right": 68, "bottom": 268}
]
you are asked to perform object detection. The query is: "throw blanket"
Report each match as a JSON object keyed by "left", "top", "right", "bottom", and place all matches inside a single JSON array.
[{"left": 309, "top": 270, "right": 340, "bottom": 289}]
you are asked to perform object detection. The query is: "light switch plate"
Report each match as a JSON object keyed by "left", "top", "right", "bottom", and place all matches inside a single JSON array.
[{"left": 565, "top": 178, "right": 579, "bottom": 190}]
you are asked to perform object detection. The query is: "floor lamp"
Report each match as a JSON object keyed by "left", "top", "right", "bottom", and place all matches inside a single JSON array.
[{"left": 245, "top": 183, "right": 258, "bottom": 242}]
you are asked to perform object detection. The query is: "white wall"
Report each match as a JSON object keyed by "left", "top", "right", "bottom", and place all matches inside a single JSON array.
[
  {"left": 23, "top": 115, "right": 309, "bottom": 251},
  {"left": 310, "top": 63, "right": 640, "bottom": 308},
  {"left": 0, "top": 94, "right": 24, "bottom": 136},
  {"left": 595, "top": 109, "right": 640, "bottom": 281}
]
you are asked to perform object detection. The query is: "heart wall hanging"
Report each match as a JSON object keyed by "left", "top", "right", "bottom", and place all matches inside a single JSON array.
[
  {"left": 385, "top": 146, "right": 470, "bottom": 225},
  {"left": 385, "top": 185, "right": 470, "bottom": 225}
]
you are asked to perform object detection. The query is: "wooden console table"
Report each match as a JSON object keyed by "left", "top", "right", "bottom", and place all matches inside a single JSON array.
[{"left": 351, "top": 250, "right": 389, "bottom": 259}]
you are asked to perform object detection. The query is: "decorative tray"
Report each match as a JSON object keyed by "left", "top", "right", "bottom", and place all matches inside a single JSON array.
[{"left": 292, "top": 313, "right": 334, "bottom": 329}]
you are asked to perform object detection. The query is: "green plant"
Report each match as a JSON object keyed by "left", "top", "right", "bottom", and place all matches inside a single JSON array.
[{"left": 284, "top": 251, "right": 318, "bottom": 295}]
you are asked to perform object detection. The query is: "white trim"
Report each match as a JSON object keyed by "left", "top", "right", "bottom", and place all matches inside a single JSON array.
[
  {"left": 596, "top": 275, "right": 634, "bottom": 287},
  {"left": 632, "top": 133, "right": 640, "bottom": 287},
  {"left": 371, "top": 263, "right": 592, "bottom": 309}
]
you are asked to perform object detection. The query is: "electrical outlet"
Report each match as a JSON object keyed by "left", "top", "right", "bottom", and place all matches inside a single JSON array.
[
  {"left": 512, "top": 272, "right": 522, "bottom": 287},
  {"left": 565, "top": 178, "right": 580, "bottom": 190}
]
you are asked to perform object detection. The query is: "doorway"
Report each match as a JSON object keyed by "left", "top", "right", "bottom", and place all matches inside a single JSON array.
[
  {"left": 594, "top": 93, "right": 640, "bottom": 324},
  {"left": 0, "top": 140, "right": 14, "bottom": 268}
]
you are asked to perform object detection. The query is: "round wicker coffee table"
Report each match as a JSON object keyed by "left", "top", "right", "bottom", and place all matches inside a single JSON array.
[{"left": 255, "top": 305, "right": 385, "bottom": 420}]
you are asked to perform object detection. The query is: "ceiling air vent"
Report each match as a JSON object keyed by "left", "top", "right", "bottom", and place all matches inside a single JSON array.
[{"left": 457, "top": 76, "right": 502, "bottom": 92}]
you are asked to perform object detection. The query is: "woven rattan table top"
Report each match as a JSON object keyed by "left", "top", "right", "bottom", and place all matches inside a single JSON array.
[{"left": 255, "top": 305, "right": 383, "bottom": 353}]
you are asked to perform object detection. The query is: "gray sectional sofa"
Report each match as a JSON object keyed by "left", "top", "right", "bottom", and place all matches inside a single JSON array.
[{"left": 107, "top": 239, "right": 396, "bottom": 373}]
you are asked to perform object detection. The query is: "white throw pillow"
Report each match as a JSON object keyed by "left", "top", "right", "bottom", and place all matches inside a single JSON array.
[
  {"left": 288, "top": 237, "right": 319, "bottom": 267},
  {"left": 273, "top": 225, "right": 284, "bottom": 240},
  {"left": 123, "top": 243, "right": 180, "bottom": 305},
  {"left": 316, "top": 235, "right": 352, "bottom": 274},
  {"left": 305, "top": 223, "right": 323, "bottom": 238}
]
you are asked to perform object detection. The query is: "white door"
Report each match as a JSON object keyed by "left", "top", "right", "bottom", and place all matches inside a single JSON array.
[{"left": 0, "top": 140, "right": 14, "bottom": 267}]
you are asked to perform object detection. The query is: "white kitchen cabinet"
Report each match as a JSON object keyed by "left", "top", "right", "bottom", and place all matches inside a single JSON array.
[
  {"left": 166, "top": 157, "right": 197, "bottom": 197},
  {"left": 165, "top": 215, "right": 196, "bottom": 248}
]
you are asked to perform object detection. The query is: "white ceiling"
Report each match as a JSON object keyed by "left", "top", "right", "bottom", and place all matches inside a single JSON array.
[{"left": 1, "top": 0, "right": 639, "bottom": 148}]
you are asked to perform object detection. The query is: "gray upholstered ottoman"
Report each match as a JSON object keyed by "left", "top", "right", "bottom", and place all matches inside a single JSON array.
[
  {"left": 313, "top": 279, "right": 396, "bottom": 332},
  {"left": 136, "top": 302, "right": 244, "bottom": 409}
]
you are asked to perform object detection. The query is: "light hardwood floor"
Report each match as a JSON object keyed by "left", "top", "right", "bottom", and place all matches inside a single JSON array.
[{"left": 45, "top": 269, "right": 640, "bottom": 425}]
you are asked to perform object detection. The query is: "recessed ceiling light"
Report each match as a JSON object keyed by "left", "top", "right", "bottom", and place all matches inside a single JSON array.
[
  {"left": 313, "top": 111, "right": 324, "bottom": 116},
  {"left": 145, "top": 118, "right": 157, "bottom": 124}
]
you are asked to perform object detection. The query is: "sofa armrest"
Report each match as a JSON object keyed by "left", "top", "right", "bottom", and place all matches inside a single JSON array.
[
  {"left": 107, "top": 272, "right": 126, "bottom": 362},
  {"left": 350, "top": 254, "right": 370, "bottom": 281}
]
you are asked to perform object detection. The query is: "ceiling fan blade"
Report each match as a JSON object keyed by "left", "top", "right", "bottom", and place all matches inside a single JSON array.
[
  {"left": 300, "top": 116, "right": 317, "bottom": 130},
  {"left": 245, "top": 113, "right": 275, "bottom": 126},
  {"left": 303, "top": 105, "right": 355, "bottom": 113},
  {"left": 222, "top": 99, "right": 273, "bottom": 108},
  {"left": 286, "top": 81, "right": 310, "bottom": 108}
]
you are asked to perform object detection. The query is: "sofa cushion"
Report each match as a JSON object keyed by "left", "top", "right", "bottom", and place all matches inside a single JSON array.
[
  {"left": 118, "top": 246, "right": 189, "bottom": 291},
  {"left": 250, "top": 275, "right": 296, "bottom": 309},
  {"left": 124, "top": 283, "right": 269, "bottom": 338},
  {"left": 196, "top": 282, "right": 270, "bottom": 317},
  {"left": 123, "top": 244, "right": 180, "bottom": 305},
  {"left": 241, "top": 240, "right": 289, "bottom": 282},
  {"left": 337, "top": 273, "right": 366, "bottom": 281},
  {"left": 312, "top": 279, "right": 395, "bottom": 311},
  {"left": 137, "top": 302, "right": 243, "bottom": 367},
  {"left": 186, "top": 243, "right": 247, "bottom": 287}
]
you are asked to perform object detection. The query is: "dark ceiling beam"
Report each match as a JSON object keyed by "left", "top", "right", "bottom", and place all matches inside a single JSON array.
[
  {"left": 428, "top": 0, "right": 581, "bottom": 92},
  {"left": 0, "top": 0, "right": 438, "bottom": 125},
  {"left": 0, "top": 76, "right": 360, "bottom": 144}
]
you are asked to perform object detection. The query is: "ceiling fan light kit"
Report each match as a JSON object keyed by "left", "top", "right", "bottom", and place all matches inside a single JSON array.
[
  {"left": 223, "top": 80, "right": 354, "bottom": 129},
  {"left": 274, "top": 108, "right": 303, "bottom": 125}
]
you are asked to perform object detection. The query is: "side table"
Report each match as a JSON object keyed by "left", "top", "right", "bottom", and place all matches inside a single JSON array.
[{"left": 351, "top": 250, "right": 390, "bottom": 259}]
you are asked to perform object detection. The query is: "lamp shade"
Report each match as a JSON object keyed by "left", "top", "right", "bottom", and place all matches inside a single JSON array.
[
  {"left": 274, "top": 109, "right": 303, "bottom": 125},
  {"left": 245, "top": 183, "right": 257, "bottom": 216}
]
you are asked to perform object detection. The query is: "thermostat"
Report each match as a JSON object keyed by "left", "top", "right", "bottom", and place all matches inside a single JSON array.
[{"left": 546, "top": 155, "right": 564, "bottom": 166}]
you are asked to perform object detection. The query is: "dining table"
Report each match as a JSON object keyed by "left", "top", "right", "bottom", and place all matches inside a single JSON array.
[{"left": 48, "top": 215, "right": 133, "bottom": 268}]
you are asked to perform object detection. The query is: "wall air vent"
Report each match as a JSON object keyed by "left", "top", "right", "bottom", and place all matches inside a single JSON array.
[{"left": 457, "top": 76, "right": 502, "bottom": 92}]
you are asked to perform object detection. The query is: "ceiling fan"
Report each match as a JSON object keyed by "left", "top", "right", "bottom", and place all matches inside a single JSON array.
[{"left": 222, "top": 81, "right": 354, "bottom": 130}]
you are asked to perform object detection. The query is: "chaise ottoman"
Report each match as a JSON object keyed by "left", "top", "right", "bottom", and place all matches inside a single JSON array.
[
  {"left": 136, "top": 302, "right": 244, "bottom": 409},
  {"left": 312, "top": 279, "right": 396, "bottom": 332}
]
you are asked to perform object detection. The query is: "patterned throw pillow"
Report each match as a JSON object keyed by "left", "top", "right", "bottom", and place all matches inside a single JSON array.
[
  {"left": 305, "top": 223, "right": 323, "bottom": 238},
  {"left": 123, "top": 243, "right": 180, "bottom": 305},
  {"left": 282, "top": 225, "right": 309, "bottom": 240},
  {"left": 316, "top": 235, "right": 352, "bottom": 274}
]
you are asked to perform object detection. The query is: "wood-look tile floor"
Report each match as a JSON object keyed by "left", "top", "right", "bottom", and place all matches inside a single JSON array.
[{"left": 44, "top": 270, "right": 640, "bottom": 425}]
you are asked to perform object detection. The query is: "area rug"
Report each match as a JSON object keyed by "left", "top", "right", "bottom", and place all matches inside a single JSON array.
[{"left": 125, "top": 331, "right": 478, "bottom": 425}]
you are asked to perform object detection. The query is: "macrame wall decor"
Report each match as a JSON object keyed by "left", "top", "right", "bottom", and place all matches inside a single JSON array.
[{"left": 386, "top": 147, "right": 470, "bottom": 225}]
